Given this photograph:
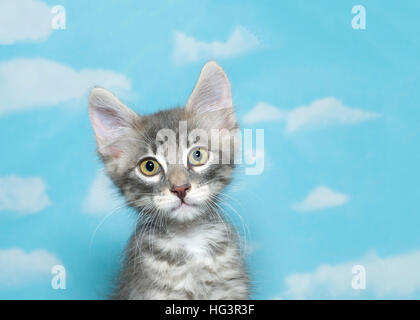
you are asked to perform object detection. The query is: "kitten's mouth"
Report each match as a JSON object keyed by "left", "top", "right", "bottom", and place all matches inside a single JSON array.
[
  {"left": 178, "top": 200, "right": 189, "bottom": 208},
  {"left": 176, "top": 199, "right": 193, "bottom": 209}
]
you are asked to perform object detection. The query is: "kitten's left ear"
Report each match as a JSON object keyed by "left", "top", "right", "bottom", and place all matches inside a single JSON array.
[{"left": 186, "top": 61, "right": 236, "bottom": 130}]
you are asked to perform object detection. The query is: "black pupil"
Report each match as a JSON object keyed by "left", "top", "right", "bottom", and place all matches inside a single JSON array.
[
  {"left": 145, "top": 160, "right": 155, "bottom": 172},
  {"left": 194, "top": 150, "right": 201, "bottom": 160}
]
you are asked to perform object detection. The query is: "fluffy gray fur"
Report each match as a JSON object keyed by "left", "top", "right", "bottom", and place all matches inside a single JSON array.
[{"left": 89, "top": 62, "right": 249, "bottom": 299}]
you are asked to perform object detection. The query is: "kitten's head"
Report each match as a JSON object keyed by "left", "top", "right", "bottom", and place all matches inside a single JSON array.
[{"left": 89, "top": 62, "right": 238, "bottom": 222}]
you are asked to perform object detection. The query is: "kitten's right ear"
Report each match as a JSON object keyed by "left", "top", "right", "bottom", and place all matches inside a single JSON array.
[
  {"left": 89, "top": 88, "right": 139, "bottom": 158},
  {"left": 186, "top": 61, "right": 236, "bottom": 130}
]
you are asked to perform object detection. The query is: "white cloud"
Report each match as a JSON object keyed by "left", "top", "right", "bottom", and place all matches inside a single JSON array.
[
  {"left": 292, "top": 186, "right": 349, "bottom": 212},
  {"left": 0, "top": 0, "right": 53, "bottom": 45},
  {"left": 242, "top": 97, "right": 380, "bottom": 132},
  {"left": 173, "top": 26, "right": 260, "bottom": 65},
  {"left": 242, "top": 102, "right": 286, "bottom": 124},
  {"left": 83, "top": 170, "right": 125, "bottom": 215},
  {"left": 286, "top": 97, "right": 380, "bottom": 132},
  {"left": 0, "top": 248, "right": 61, "bottom": 287},
  {"left": 0, "top": 58, "right": 132, "bottom": 116},
  {"left": 0, "top": 175, "right": 51, "bottom": 214},
  {"left": 282, "top": 249, "right": 420, "bottom": 299}
]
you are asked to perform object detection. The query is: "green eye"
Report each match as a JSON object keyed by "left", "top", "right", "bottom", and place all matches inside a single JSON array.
[
  {"left": 139, "top": 158, "right": 161, "bottom": 176},
  {"left": 188, "top": 148, "right": 208, "bottom": 166}
]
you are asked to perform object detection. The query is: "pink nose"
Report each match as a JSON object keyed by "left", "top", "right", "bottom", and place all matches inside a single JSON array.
[{"left": 171, "top": 184, "right": 191, "bottom": 199}]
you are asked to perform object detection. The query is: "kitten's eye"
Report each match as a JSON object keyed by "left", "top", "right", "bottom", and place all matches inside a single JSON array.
[
  {"left": 139, "top": 158, "right": 161, "bottom": 176},
  {"left": 188, "top": 147, "right": 209, "bottom": 167}
]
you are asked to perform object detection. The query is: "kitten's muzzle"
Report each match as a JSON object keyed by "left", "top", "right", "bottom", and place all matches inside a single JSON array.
[{"left": 170, "top": 184, "right": 191, "bottom": 200}]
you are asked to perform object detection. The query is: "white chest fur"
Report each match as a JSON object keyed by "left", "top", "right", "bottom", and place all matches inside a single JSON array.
[{"left": 159, "top": 223, "right": 226, "bottom": 261}]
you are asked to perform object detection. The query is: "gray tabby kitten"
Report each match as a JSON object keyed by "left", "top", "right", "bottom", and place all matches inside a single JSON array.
[{"left": 89, "top": 62, "right": 249, "bottom": 299}]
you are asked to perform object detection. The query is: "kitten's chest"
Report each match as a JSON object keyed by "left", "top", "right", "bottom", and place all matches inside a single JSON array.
[
  {"left": 136, "top": 223, "right": 244, "bottom": 299},
  {"left": 162, "top": 224, "right": 226, "bottom": 259},
  {"left": 123, "top": 224, "right": 248, "bottom": 299}
]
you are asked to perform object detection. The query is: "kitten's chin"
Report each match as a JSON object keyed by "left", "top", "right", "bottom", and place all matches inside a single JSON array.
[{"left": 168, "top": 202, "right": 202, "bottom": 222}]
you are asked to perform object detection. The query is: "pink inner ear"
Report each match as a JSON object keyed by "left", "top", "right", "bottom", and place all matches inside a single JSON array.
[
  {"left": 220, "top": 114, "right": 234, "bottom": 130},
  {"left": 108, "top": 146, "right": 122, "bottom": 159},
  {"left": 91, "top": 107, "right": 126, "bottom": 159},
  {"left": 91, "top": 107, "right": 123, "bottom": 140},
  {"left": 220, "top": 85, "right": 232, "bottom": 110}
]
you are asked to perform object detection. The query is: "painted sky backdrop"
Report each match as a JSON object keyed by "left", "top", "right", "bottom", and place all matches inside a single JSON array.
[{"left": 0, "top": 0, "right": 419, "bottom": 299}]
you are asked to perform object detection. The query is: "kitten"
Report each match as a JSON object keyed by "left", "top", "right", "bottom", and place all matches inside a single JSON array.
[{"left": 89, "top": 61, "right": 249, "bottom": 299}]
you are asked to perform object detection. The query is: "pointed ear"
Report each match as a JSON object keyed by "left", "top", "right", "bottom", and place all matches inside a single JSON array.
[
  {"left": 89, "top": 88, "right": 139, "bottom": 158},
  {"left": 186, "top": 61, "right": 236, "bottom": 130}
]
